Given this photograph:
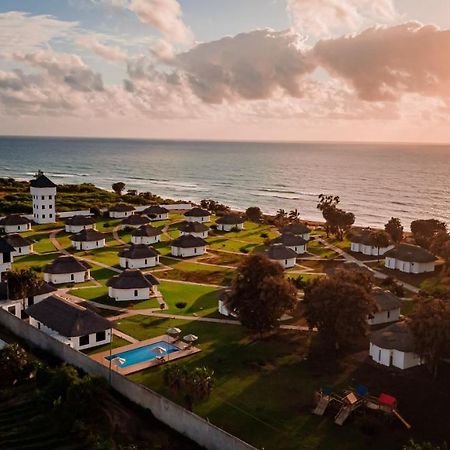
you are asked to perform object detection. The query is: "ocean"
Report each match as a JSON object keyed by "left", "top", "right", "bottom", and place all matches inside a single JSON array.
[{"left": 0, "top": 136, "right": 448, "bottom": 229}]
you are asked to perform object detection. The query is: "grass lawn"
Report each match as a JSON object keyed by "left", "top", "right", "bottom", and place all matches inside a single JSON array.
[
  {"left": 83, "top": 335, "right": 130, "bottom": 355},
  {"left": 306, "top": 239, "right": 339, "bottom": 259},
  {"left": 197, "top": 251, "right": 245, "bottom": 267},
  {"left": 12, "top": 252, "right": 58, "bottom": 271},
  {"left": 85, "top": 246, "right": 121, "bottom": 267},
  {"left": 29, "top": 232, "right": 56, "bottom": 253}
]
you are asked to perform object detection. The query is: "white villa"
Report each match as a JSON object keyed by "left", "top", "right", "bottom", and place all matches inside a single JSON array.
[
  {"left": 131, "top": 225, "right": 162, "bottom": 245},
  {"left": 384, "top": 243, "right": 437, "bottom": 274},
  {"left": 171, "top": 234, "right": 207, "bottom": 258},
  {"left": 178, "top": 221, "right": 209, "bottom": 238},
  {"left": 107, "top": 269, "right": 160, "bottom": 301},
  {"left": 368, "top": 288, "right": 401, "bottom": 326},
  {"left": 369, "top": 321, "right": 422, "bottom": 370},
  {"left": 265, "top": 243, "right": 297, "bottom": 269},
  {"left": 26, "top": 295, "right": 112, "bottom": 351},
  {"left": 271, "top": 233, "right": 307, "bottom": 255},
  {"left": 30, "top": 173, "right": 57, "bottom": 224},
  {"left": 44, "top": 255, "right": 91, "bottom": 284},
  {"left": 0, "top": 238, "right": 15, "bottom": 275},
  {"left": 65, "top": 215, "right": 96, "bottom": 233},
  {"left": 121, "top": 214, "right": 151, "bottom": 229},
  {"left": 70, "top": 229, "right": 106, "bottom": 251},
  {"left": 350, "top": 229, "right": 394, "bottom": 256},
  {"left": 109, "top": 203, "right": 135, "bottom": 218},
  {"left": 280, "top": 223, "right": 311, "bottom": 241},
  {"left": 143, "top": 205, "right": 169, "bottom": 221},
  {"left": 5, "top": 234, "right": 33, "bottom": 256},
  {"left": 0, "top": 215, "right": 31, "bottom": 234},
  {"left": 184, "top": 207, "right": 210, "bottom": 223},
  {"left": 216, "top": 215, "right": 245, "bottom": 232},
  {"left": 118, "top": 244, "right": 160, "bottom": 269}
]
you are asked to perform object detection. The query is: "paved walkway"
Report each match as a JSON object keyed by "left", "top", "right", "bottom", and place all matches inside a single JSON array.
[
  {"left": 113, "top": 329, "right": 138, "bottom": 343},
  {"left": 112, "top": 225, "right": 127, "bottom": 245}
]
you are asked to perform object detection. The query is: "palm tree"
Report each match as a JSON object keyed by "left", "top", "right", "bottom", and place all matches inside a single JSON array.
[
  {"left": 288, "top": 209, "right": 300, "bottom": 223},
  {"left": 371, "top": 231, "right": 390, "bottom": 261},
  {"left": 275, "top": 209, "right": 288, "bottom": 227}
]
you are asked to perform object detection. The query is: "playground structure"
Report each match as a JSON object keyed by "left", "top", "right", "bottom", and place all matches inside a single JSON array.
[{"left": 313, "top": 385, "right": 411, "bottom": 429}]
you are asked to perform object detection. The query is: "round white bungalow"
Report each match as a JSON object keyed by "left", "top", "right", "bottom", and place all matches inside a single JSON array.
[
  {"left": 64, "top": 215, "right": 96, "bottom": 233},
  {"left": 119, "top": 244, "right": 160, "bottom": 269},
  {"left": 171, "top": 234, "right": 207, "bottom": 258},
  {"left": 0, "top": 237, "right": 15, "bottom": 274},
  {"left": 109, "top": 203, "right": 135, "bottom": 219},
  {"left": 131, "top": 225, "right": 162, "bottom": 245},
  {"left": 184, "top": 207, "right": 210, "bottom": 223},
  {"left": 0, "top": 215, "right": 32, "bottom": 234},
  {"left": 107, "top": 269, "right": 160, "bottom": 301},
  {"left": 178, "top": 221, "right": 209, "bottom": 238},
  {"left": 271, "top": 233, "right": 307, "bottom": 255},
  {"left": 121, "top": 214, "right": 151, "bottom": 230},
  {"left": 368, "top": 288, "right": 401, "bottom": 326},
  {"left": 265, "top": 243, "right": 297, "bottom": 269},
  {"left": 369, "top": 321, "right": 422, "bottom": 370},
  {"left": 5, "top": 234, "right": 33, "bottom": 256},
  {"left": 350, "top": 229, "right": 394, "bottom": 256},
  {"left": 216, "top": 215, "right": 245, "bottom": 232},
  {"left": 44, "top": 255, "right": 91, "bottom": 284},
  {"left": 384, "top": 243, "right": 436, "bottom": 274},
  {"left": 143, "top": 205, "right": 169, "bottom": 221},
  {"left": 70, "top": 229, "right": 106, "bottom": 251},
  {"left": 280, "top": 223, "right": 311, "bottom": 241}
]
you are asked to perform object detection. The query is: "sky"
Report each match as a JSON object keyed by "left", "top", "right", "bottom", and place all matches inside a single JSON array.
[{"left": 1, "top": 0, "right": 450, "bottom": 142}]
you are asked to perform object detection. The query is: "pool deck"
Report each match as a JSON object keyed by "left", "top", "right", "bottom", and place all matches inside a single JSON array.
[{"left": 91, "top": 334, "right": 201, "bottom": 375}]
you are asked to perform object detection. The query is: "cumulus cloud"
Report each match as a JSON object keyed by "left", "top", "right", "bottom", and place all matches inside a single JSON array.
[
  {"left": 287, "top": 0, "right": 397, "bottom": 39},
  {"left": 150, "top": 39, "right": 175, "bottom": 63},
  {"left": 174, "top": 29, "right": 313, "bottom": 103},
  {"left": 313, "top": 22, "right": 450, "bottom": 101},
  {"left": 77, "top": 36, "right": 127, "bottom": 61}
]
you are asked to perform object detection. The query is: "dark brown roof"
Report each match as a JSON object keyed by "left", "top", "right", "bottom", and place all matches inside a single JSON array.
[
  {"left": 143, "top": 205, "right": 169, "bottom": 215},
  {"left": 384, "top": 243, "right": 436, "bottom": 263},
  {"left": 30, "top": 174, "right": 56, "bottom": 188},
  {"left": 271, "top": 232, "right": 307, "bottom": 247},
  {"left": 0, "top": 238, "right": 15, "bottom": 254},
  {"left": 280, "top": 223, "right": 310, "bottom": 235},
  {"left": 265, "top": 243, "right": 298, "bottom": 260},
  {"left": 184, "top": 207, "right": 210, "bottom": 217},
  {"left": 350, "top": 228, "right": 374, "bottom": 245},
  {"left": 107, "top": 269, "right": 159, "bottom": 289},
  {"left": 70, "top": 229, "right": 106, "bottom": 242},
  {"left": 371, "top": 288, "right": 401, "bottom": 312},
  {"left": 65, "top": 215, "right": 95, "bottom": 226},
  {"left": 171, "top": 234, "right": 207, "bottom": 248},
  {"left": 122, "top": 214, "right": 150, "bottom": 226},
  {"left": 26, "top": 295, "right": 111, "bottom": 337},
  {"left": 32, "top": 281, "right": 57, "bottom": 296},
  {"left": 178, "top": 221, "right": 209, "bottom": 233},
  {"left": 0, "top": 215, "right": 31, "bottom": 226},
  {"left": 131, "top": 225, "right": 162, "bottom": 237},
  {"left": 118, "top": 244, "right": 159, "bottom": 259},
  {"left": 5, "top": 234, "right": 33, "bottom": 248},
  {"left": 44, "top": 255, "right": 91, "bottom": 274},
  {"left": 370, "top": 321, "right": 415, "bottom": 352},
  {"left": 216, "top": 215, "right": 245, "bottom": 225},
  {"left": 109, "top": 203, "right": 135, "bottom": 212}
]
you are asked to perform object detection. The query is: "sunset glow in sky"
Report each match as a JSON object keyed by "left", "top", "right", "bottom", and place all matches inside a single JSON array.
[{"left": 2, "top": 0, "right": 450, "bottom": 142}]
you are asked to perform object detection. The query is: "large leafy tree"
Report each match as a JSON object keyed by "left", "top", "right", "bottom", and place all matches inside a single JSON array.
[
  {"left": 6, "top": 269, "right": 44, "bottom": 311},
  {"left": 245, "top": 206, "right": 263, "bottom": 223},
  {"left": 226, "top": 254, "right": 297, "bottom": 334},
  {"left": 112, "top": 182, "right": 126, "bottom": 195},
  {"left": 411, "top": 219, "right": 447, "bottom": 249},
  {"left": 163, "top": 365, "right": 214, "bottom": 411},
  {"left": 317, "top": 194, "right": 355, "bottom": 240},
  {"left": 370, "top": 230, "right": 391, "bottom": 260},
  {"left": 430, "top": 231, "right": 450, "bottom": 267},
  {"left": 385, "top": 217, "right": 404, "bottom": 243},
  {"left": 303, "top": 269, "right": 376, "bottom": 350},
  {"left": 410, "top": 298, "right": 450, "bottom": 378},
  {"left": 0, "top": 344, "right": 30, "bottom": 387}
]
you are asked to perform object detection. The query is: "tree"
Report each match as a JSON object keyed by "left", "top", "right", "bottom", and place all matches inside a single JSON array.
[
  {"left": 226, "top": 254, "right": 297, "bottom": 334},
  {"left": 385, "top": 217, "right": 404, "bottom": 243},
  {"left": 317, "top": 195, "right": 354, "bottom": 240},
  {"left": 163, "top": 365, "right": 214, "bottom": 411},
  {"left": 411, "top": 219, "right": 447, "bottom": 249},
  {"left": 430, "top": 231, "right": 450, "bottom": 267},
  {"left": 403, "top": 440, "right": 448, "bottom": 450},
  {"left": 245, "top": 207, "right": 263, "bottom": 223},
  {"left": 0, "top": 344, "right": 30, "bottom": 387},
  {"left": 200, "top": 199, "right": 230, "bottom": 214},
  {"left": 112, "top": 182, "right": 126, "bottom": 195},
  {"left": 370, "top": 230, "right": 391, "bottom": 260},
  {"left": 410, "top": 298, "right": 450, "bottom": 378},
  {"left": 288, "top": 209, "right": 300, "bottom": 222},
  {"left": 275, "top": 209, "right": 288, "bottom": 227},
  {"left": 6, "top": 269, "right": 43, "bottom": 311},
  {"left": 303, "top": 269, "right": 376, "bottom": 350}
]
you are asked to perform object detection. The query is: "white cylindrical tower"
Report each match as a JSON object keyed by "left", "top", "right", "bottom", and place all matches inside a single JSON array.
[{"left": 30, "top": 172, "right": 57, "bottom": 224}]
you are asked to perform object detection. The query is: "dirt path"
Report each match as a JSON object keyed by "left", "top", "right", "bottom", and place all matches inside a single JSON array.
[{"left": 112, "top": 225, "right": 127, "bottom": 245}]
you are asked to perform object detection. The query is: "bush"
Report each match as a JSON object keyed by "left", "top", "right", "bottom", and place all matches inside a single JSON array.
[
  {"left": 240, "top": 247, "right": 249, "bottom": 254},
  {"left": 103, "top": 222, "right": 111, "bottom": 228},
  {"left": 260, "top": 232, "right": 268, "bottom": 238},
  {"left": 175, "top": 302, "right": 187, "bottom": 309}
]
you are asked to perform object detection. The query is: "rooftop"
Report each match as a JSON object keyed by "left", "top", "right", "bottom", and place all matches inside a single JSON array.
[
  {"left": 70, "top": 229, "right": 106, "bottom": 242},
  {"left": 65, "top": 215, "right": 95, "bottom": 226},
  {"left": 370, "top": 321, "right": 416, "bottom": 352},
  {"left": 122, "top": 214, "right": 150, "bottom": 226},
  {"left": 118, "top": 244, "right": 159, "bottom": 259},
  {"left": 0, "top": 215, "right": 31, "bottom": 226},
  {"left": 4, "top": 234, "right": 33, "bottom": 248},
  {"left": 178, "top": 221, "right": 209, "bottom": 233},
  {"left": 143, "top": 205, "right": 169, "bottom": 215},
  {"left": 271, "top": 232, "right": 307, "bottom": 247},
  {"left": 216, "top": 214, "right": 245, "bottom": 225},
  {"left": 131, "top": 225, "right": 163, "bottom": 237},
  {"left": 171, "top": 234, "right": 208, "bottom": 248},
  {"left": 384, "top": 243, "right": 436, "bottom": 263},
  {"left": 265, "top": 243, "right": 298, "bottom": 260},
  {"left": 109, "top": 203, "right": 135, "bottom": 213},
  {"left": 29, "top": 174, "right": 57, "bottom": 189},
  {"left": 184, "top": 207, "right": 210, "bottom": 217},
  {"left": 280, "top": 223, "right": 310, "bottom": 235},
  {"left": 44, "top": 255, "right": 91, "bottom": 274},
  {"left": 107, "top": 269, "right": 159, "bottom": 289},
  {"left": 371, "top": 288, "right": 402, "bottom": 312},
  {"left": 0, "top": 237, "right": 15, "bottom": 254}
]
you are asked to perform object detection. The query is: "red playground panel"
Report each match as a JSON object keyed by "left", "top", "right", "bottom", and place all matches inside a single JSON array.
[{"left": 379, "top": 393, "right": 397, "bottom": 407}]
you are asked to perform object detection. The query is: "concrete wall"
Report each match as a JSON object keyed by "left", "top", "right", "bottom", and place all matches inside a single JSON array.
[
  {"left": 131, "top": 235, "right": 161, "bottom": 245},
  {"left": 180, "top": 231, "right": 208, "bottom": 239},
  {"left": 110, "top": 211, "right": 133, "bottom": 219},
  {"left": 2, "top": 223, "right": 31, "bottom": 234},
  {"left": 286, "top": 244, "right": 306, "bottom": 255},
  {"left": 369, "top": 343, "right": 422, "bottom": 369},
  {"left": 368, "top": 308, "right": 400, "bottom": 326},
  {"left": 272, "top": 258, "right": 296, "bottom": 269},
  {"left": 119, "top": 256, "right": 159, "bottom": 269},
  {"left": 65, "top": 224, "right": 95, "bottom": 233},
  {"left": 0, "top": 309, "right": 255, "bottom": 450},
  {"left": 31, "top": 186, "right": 56, "bottom": 224},
  {"left": 12, "top": 245, "right": 33, "bottom": 256},
  {"left": 385, "top": 257, "right": 435, "bottom": 274},
  {"left": 171, "top": 246, "right": 206, "bottom": 258},
  {"left": 58, "top": 210, "right": 92, "bottom": 219}
]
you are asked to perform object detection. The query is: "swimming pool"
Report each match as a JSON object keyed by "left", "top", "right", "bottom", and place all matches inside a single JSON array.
[{"left": 106, "top": 341, "right": 180, "bottom": 368}]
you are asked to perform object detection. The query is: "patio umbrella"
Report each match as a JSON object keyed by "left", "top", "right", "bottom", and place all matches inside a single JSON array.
[
  {"left": 183, "top": 334, "right": 198, "bottom": 343},
  {"left": 166, "top": 327, "right": 182, "bottom": 336},
  {"left": 152, "top": 346, "right": 166, "bottom": 354}
]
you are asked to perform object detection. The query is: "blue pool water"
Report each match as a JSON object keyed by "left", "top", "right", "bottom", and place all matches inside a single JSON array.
[{"left": 106, "top": 341, "right": 180, "bottom": 368}]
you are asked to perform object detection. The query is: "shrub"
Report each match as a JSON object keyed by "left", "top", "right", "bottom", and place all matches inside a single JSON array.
[
  {"left": 175, "top": 302, "right": 187, "bottom": 309},
  {"left": 103, "top": 222, "right": 111, "bottom": 228},
  {"left": 260, "top": 232, "right": 268, "bottom": 238},
  {"left": 240, "top": 247, "right": 249, "bottom": 254}
]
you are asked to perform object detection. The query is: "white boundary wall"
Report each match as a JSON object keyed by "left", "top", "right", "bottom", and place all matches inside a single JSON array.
[{"left": 0, "top": 309, "right": 255, "bottom": 450}]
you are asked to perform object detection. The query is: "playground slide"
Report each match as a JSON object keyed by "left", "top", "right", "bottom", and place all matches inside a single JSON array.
[
  {"left": 393, "top": 410, "right": 412, "bottom": 430},
  {"left": 313, "top": 396, "right": 330, "bottom": 416},
  {"left": 335, "top": 405, "right": 352, "bottom": 425}
]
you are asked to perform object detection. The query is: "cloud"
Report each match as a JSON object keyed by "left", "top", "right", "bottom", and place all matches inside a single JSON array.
[
  {"left": 150, "top": 39, "right": 175, "bottom": 62},
  {"left": 287, "top": 0, "right": 397, "bottom": 39},
  {"left": 77, "top": 36, "right": 127, "bottom": 61},
  {"left": 313, "top": 22, "right": 450, "bottom": 101},
  {"left": 174, "top": 29, "right": 313, "bottom": 103}
]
